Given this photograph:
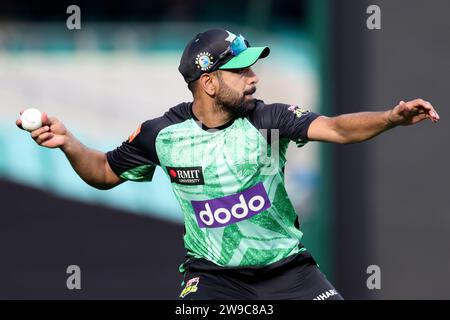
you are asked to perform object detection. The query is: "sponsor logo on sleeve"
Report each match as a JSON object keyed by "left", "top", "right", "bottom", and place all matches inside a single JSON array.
[
  {"left": 288, "top": 105, "right": 309, "bottom": 118},
  {"left": 191, "top": 182, "right": 271, "bottom": 228},
  {"left": 167, "top": 166, "right": 205, "bottom": 185}
]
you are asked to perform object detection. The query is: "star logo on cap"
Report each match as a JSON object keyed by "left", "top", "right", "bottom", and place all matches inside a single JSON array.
[
  {"left": 225, "top": 30, "right": 237, "bottom": 43},
  {"left": 195, "top": 52, "right": 214, "bottom": 71}
]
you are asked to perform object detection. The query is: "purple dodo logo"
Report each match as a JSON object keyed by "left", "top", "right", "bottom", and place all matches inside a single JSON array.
[{"left": 191, "top": 183, "right": 271, "bottom": 228}]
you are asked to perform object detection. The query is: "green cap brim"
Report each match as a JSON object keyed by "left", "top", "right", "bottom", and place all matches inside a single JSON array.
[{"left": 219, "top": 47, "right": 270, "bottom": 70}]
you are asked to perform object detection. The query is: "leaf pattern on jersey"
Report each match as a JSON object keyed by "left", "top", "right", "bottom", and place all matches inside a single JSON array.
[
  {"left": 155, "top": 118, "right": 304, "bottom": 267},
  {"left": 270, "top": 180, "right": 298, "bottom": 226},
  {"left": 156, "top": 120, "right": 198, "bottom": 166},
  {"left": 201, "top": 163, "right": 228, "bottom": 261},
  {"left": 217, "top": 224, "right": 242, "bottom": 265},
  {"left": 178, "top": 196, "right": 208, "bottom": 255},
  {"left": 234, "top": 163, "right": 259, "bottom": 182},
  {"left": 248, "top": 211, "right": 291, "bottom": 238},
  {"left": 203, "top": 163, "right": 225, "bottom": 198}
]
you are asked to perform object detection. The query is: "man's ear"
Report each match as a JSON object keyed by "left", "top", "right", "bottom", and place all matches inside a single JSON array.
[{"left": 198, "top": 73, "right": 218, "bottom": 96}]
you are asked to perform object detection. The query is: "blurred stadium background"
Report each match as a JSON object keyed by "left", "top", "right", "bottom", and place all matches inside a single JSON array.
[{"left": 0, "top": 0, "right": 449, "bottom": 299}]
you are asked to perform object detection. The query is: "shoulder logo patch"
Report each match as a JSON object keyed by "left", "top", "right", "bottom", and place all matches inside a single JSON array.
[
  {"left": 288, "top": 105, "right": 309, "bottom": 118},
  {"left": 128, "top": 124, "right": 142, "bottom": 143}
]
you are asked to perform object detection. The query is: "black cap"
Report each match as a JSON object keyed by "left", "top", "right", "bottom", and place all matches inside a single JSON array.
[{"left": 178, "top": 29, "right": 270, "bottom": 83}]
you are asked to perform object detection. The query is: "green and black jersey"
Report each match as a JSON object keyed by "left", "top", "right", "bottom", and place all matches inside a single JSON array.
[{"left": 107, "top": 100, "right": 321, "bottom": 268}]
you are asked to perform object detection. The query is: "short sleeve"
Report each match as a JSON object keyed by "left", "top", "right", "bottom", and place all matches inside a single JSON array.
[
  {"left": 248, "top": 102, "right": 321, "bottom": 147},
  {"left": 106, "top": 120, "right": 159, "bottom": 182}
]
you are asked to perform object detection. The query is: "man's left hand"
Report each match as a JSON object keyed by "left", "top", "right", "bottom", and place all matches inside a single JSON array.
[{"left": 387, "top": 98, "right": 440, "bottom": 126}]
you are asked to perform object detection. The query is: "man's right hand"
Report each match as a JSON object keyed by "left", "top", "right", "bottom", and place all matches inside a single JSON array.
[
  {"left": 16, "top": 109, "right": 122, "bottom": 189},
  {"left": 16, "top": 110, "right": 68, "bottom": 149}
]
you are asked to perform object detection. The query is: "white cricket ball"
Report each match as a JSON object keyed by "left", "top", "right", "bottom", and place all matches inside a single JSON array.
[{"left": 20, "top": 108, "right": 42, "bottom": 131}]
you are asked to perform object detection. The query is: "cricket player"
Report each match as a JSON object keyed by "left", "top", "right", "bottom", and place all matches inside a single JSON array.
[{"left": 16, "top": 29, "right": 440, "bottom": 300}]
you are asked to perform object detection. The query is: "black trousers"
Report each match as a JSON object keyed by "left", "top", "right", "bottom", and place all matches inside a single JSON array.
[{"left": 178, "top": 250, "right": 343, "bottom": 300}]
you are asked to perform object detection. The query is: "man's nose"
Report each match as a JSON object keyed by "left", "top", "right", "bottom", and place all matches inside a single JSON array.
[{"left": 247, "top": 68, "right": 259, "bottom": 85}]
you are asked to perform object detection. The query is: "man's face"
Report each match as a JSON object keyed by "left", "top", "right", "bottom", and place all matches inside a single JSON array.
[{"left": 215, "top": 67, "right": 259, "bottom": 117}]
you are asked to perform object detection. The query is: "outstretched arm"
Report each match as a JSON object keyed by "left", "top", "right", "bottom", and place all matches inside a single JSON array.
[
  {"left": 16, "top": 112, "right": 122, "bottom": 190},
  {"left": 307, "top": 99, "right": 440, "bottom": 144}
]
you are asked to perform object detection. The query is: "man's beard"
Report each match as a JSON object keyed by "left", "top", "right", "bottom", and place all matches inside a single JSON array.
[{"left": 215, "top": 81, "right": 257, "bottom": 117}]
